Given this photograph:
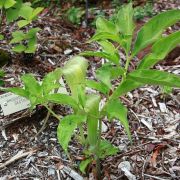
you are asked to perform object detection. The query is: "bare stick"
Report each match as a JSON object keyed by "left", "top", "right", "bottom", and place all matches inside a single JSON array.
[{"left": 0, "top": 149, "right": 38, "bottom": 169}]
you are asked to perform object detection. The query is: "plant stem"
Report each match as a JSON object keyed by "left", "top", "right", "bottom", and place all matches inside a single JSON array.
[
  {"left": 44, "top": 104, "right": 61, "bottom": 120},
  {"left": 79, "top": 123, "right": 86, "bottom": 144},
  {"left": 125, "top": 54, "right": 132, "bottom": 73},
  {"left": 95, "top": 118, "right": 102, "bottom": 180}
]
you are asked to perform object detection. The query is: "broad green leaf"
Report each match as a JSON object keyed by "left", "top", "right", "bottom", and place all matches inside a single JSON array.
[
  {"left": 10, "top": 31, "right": 25, "bottom": 44},
  {"left": 98, "top": 40, "right": 117, "bottom": 55},
  {"left": 0, "top": 70, "right": 5, "bottom": 77},
  {"left": 99, "top": 140, "right": 119, "bottom": 159},
  {"left": 25, "top": 38, "right": 37, "bottom": 53},
  {"left": 31, "top": 7, "right": 43, "bottom": 20},
  {"left": 6, "top": 9, "right": 20, "bottom": 22},
  {"left": 45, "top": 93, "right": 78, "bottom": 110},
  {"left": 133, "top": 9, "right": 180, "bottom": 56},
  {"left": 17, "top": 20, "right": 30, "bottom": 28},
  {"left": 0, "top": 0, "right": 16, "bottom": 9},
  {"left": 111, "top": 78, "right": 143, "bottom": 99},
  {"left": 42, "top": 68, "right": 62, "bottom": 95},
  {"left": 12, "top": 44, "right": 26, "bottom": 52},
  {"left": 96, "top": 64, "right": 125, "bottom": 89},
  {"left": 128, "top": 69, "right": 180, "bottom": 87},
  {"left": 86, "top": 80, "right": 109, "bottom": 95},
  {"left": 19, "top": 4, "right": 33, "bottom": 20},
  {"left": 0, "top": 80, "right": 4, "bottom": 86},
  {"left": 62, "top": 56, "right": 88, "bottom": 102},
  {"left": 116, "top": 3, "right": 134, "bottom": 52},
  {"left": 96, "top": 66, "right": 112, "bottom": 89},
  {"left": 105, "top": 99, "right": 131, "bottom": 141},
  {"left": 26, "top": 28, "right": 41, "bottom": 39},
  {"left": 85, "top": 94, "right": 100, "bottom": 148},
  {"left": 6, "top": 87, "right": 29, "bottom": 98},
  {"left": 79, "top": 159, "right": 92, "bottom": 174},
  {"left": 6, "top": 0, "right": 23, "bottom": 22},
  {"left": 21, "top": 74, "right": 42, "bottom": 97},
  {"left": 80, "top": 51, "right": 119, "bottom": 65},
  {"left": 57, "top": 115, "right": 86, "bottom": 153},
  {"left": 0, "top": 34, "right": 4, "bottom": 40},
  {"left": 89, "top": 32, "right": 122, "bottom": 44},
  {"left": 116, "top": 3, "right": 134, "bottom": 35},
  {"left": 96, "top": 17, "right": 118, "bottom": 34},
  {"left": 138, "top": 31, "right": 180, "bottom": 69}
]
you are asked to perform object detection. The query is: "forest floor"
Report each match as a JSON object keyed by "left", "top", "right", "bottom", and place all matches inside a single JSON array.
[{"left": 0, "top": 0, "right": 179, "bottom": 179}]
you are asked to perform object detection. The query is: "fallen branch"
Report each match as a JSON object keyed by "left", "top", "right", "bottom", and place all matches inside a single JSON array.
[{"left": 0, "top": 149, "right": 38, "bottom": 169}]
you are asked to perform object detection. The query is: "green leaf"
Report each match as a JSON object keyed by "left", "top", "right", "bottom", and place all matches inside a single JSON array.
[
  {"left": 96, "top": 64, "right": 125, "bottom": 89},
  {"left": 26, "top": 28, "right": 41, "bottom": 39},
  {"left": 25, "top": 38, "right": 37, "bottom": 53},
  {"left": 98, "top": 40, "right": 120, "bottom": 64},
  {"left": 96, "top": 66, "right": 112, "bottom": 89},
  {"left": 5, "top": 87, "right": 29, "bottom": 98},
  {"left": 77, "top": 85, "right": 86, "bottom": 108},
  {"left": 0, "top": 70, "right": 5, "bottom": 77},
  {"left": 12, "top": 44, "right": 26, "bottom": 52},
  {"left": 0, "top": 80, "right": 4, "bottom": 86},
  {"left": 96, "top": 17, "right": 118, "bottom": 34},
  {"left": 1, "top": 0, "right": 16, "bottom": 9},
  {"left": 6, "top": 9, "right": 20, "bottom": 22},
  {"left": 17, "top": 20, "right": 30, "bottom": 28},
  {"left": 105, "top": 99, "right": 131, "bottom": 141},
  {"left": 85, "top": 94, "right": 100, "bottom": 148},
  {"left": 6, "top": 0, "right": 23, "bottom": 22},
  {"left": 80, "top": 51, "right": 119, "bottom": 65},
  {"left": 10, "top": 31, "right": 25, "bottom": 44},
  {"left": 116, "top": 3, "right": 134, "bottom": 35},
  {"left": 138, "top": 31, "right": 180, "bottom": 69},
  {"left": 111, "top": 78, "right": 143, "bottom": 98},
  {"left": 128, "top": 69, "right": 180, "bottom": 87},
  {"left": 98, "top": 40, "right": 116, "bottom": 55},
  {"left": 89, "top": 32, "right": 122, "bottom": 44},
  {"left": 42, "top": 68, "right": 62, "bottom": 95},
  {"left": 62, "top": 56, "right": 88, "bottom": 102},
  {"left": 45, "top": 93, "right": 78, "bottom": 110},
  {"left": 86, "top": 79, "right": 109, "bottom": 95},
  {"left": 133, "top": 9, "right": 180, "bottom": 56},
  {"left": 79, "top": 159, "right": 92, "bottom": 174},
  {"left": 31, "top": 7, "right": 43, "bottom": 20},
  {"left": 57, "top": 115, "right": 86, "bottom": 153},
  {"left": 99, "top": 140, "right": 119, "bottom": 159},
  {"left": 116, "top": 3, "right": 134, "bottom": 52},
  {"left": 21, "top": 74, "right": 42, "bottom": 97},
  {"left": 0, "top": 34, "right": 4, "bottom": 40},
  {"left": 19, "top": 4, "right": 33, "bottom": 20}
]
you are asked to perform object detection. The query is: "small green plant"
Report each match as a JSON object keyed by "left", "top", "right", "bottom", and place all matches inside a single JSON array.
[
  {"left": 3, "top": 3, "right": 180, "bottom": 179},
  {"left": 10, "top": 28, "right": 40, "bottom": 53},
  {"left": 66, "top": 6, "right": 84, "bottom": 25},
  {"left": 0, "top": 0, "right": 43, "bottom": 54},
  {"left": 134, "top": 2, "right": 154, "bottom": 20}
]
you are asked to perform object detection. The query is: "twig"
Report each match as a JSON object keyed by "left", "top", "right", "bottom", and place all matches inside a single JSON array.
[
  {"left": 56, "top": 170, "right": 61, "bottom": 180},
  {"left": 142, "top": 157, "right": 149, "bottom": 180},
  {"left": 34, "top": 104, "right": 53, "bottom": 138},
  {"left": 144, "top": 173, "right": 169, "bottom": 180},
  {"left": 0, "top": 149, "right": 38, "bottom": 169},
  {"left": 34, "top": 84, "right": 60, "bottom": 138}
]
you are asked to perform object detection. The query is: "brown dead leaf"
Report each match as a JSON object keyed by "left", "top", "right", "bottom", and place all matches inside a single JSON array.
[{"left": 150, "top": 144, "right": 166, "bottom": 167}]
